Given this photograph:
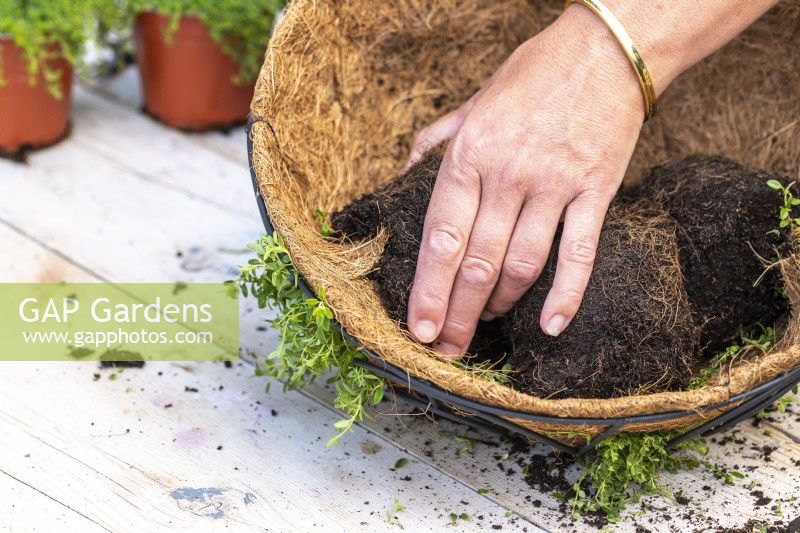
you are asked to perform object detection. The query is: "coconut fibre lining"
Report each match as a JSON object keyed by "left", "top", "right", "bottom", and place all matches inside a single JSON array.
[
  {"left": 251, "top": 0, "right": 800, "bottom": 421},
  {"left": 331, "top": 154, "right": 790, "bottom": 399}
]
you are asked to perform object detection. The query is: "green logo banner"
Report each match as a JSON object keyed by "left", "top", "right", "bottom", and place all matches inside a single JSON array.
[{"left": 0, "top": 283, "right": 239, "bottom": 361}]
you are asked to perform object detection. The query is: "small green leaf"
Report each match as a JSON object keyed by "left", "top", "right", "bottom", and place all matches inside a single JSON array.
[
  {"left": 315, "top": 209, "right": 332, "bottom": 236},
  {"left": 333, "top": 420, "right": 351, "bottom": 430},
  {"left": 387, "top": 498, "right": 406, "bottom": 528},
  {"left": 394, "top": 458, "right": 408, "bottom": 469},
  {"left": 372, "top": 386, "right": 385, "bottom": 405},
  {"left": 767, "top": 179, "right": 783, "bottom": 189},
  {"left": 477, "top": 488, "right": 492, "bottom": 495}
]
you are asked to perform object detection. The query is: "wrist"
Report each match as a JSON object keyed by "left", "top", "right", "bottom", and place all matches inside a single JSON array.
[
  {"left": 557, "top": 0, "right": 781, "bottom": 98},
  {"left": 548, "top": 4, "right": 648, "bottom": 122},
  {"left": 556, "top": 2, "right": 682, "bottom": 99}
]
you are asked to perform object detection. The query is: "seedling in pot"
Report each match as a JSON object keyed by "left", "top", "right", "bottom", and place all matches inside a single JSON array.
[
  {"left": 0, "top": 0, "right": 123, "bottom": 98},
  {"left": 0, "top": 0, "right": 124, "bottom": 154}
]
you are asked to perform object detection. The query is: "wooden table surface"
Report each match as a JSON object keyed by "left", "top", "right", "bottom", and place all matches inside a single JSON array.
[{"left": 0, "top": 69, "right": 798, "bottom": 532}]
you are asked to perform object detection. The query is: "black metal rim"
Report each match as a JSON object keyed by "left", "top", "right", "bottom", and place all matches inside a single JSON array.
[{"left": 246, "top": 116, "right": 800, "bottom": 456}]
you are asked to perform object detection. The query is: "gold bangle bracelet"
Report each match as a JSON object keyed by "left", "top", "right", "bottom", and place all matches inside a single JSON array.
[{"left": 565, "top": 0, "right": 657, "bottom": 121}]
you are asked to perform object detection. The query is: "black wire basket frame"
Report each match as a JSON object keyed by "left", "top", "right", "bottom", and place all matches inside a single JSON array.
[{"left": 246, "top": 116, "right": 800, "bottom": 457}]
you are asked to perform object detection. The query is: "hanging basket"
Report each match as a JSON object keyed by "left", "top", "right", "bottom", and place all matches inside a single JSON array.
[{"left": 247, "top": 0, "right": 800, "bottom": 455}]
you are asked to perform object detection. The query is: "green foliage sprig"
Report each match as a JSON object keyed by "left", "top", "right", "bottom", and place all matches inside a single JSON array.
[
  {"left": 452, "top": 359, "right": 513, "bottom": 384},
  {"left": 0, "top": 0, "right": 122, "bottom": 98},
  {"left": 571, "top": 432, "right": 708, "bottom": 522},
  {"left": 387, "top": 499, "right": 406, "bottom": 528},
  {"left": 238, "top": 232, "right": 384, "bottom": 447},
  {"left": 127, "top": 0, "right": 285, "bottom": 83},
  {"left": 687, "top": 325, "right": 774, "bottom": 390},
  {"left": 315, "top": 208, "right": 332, "bottom": 237},
  {"left": 767, "top": 179, "right": 800, "bottom": 231}
]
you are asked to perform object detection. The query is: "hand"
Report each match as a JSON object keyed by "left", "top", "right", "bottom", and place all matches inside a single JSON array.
[{"left": 405, "top": 5, "right": 646, "bottom": 357}]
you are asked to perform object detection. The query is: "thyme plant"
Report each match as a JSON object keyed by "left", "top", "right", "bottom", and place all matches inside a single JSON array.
[
  {"left": 237, "top": 232, "right": 383, "bottom": 447},
  {"left": 0, "top": 0, "right": 121, "bottom": 98},
  {"left": 127, "top": 0, "right": 285, "bottom": 83}
]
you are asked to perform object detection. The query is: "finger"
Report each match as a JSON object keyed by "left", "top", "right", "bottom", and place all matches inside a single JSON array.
[
  {"left": 434, "top": 181, "right": 525, "bottom": 356},
  {"left": 482, "top": 196, "right": 562, "bottom": 319},
  {"left": 540, "top": 191, "right": 609, "bottom": 336},
  {"left": 406, "top": 144, "right": 480, "bottom": 346},
  {"left": 405, "top": 109, "right": 463, "bottom": 170}
]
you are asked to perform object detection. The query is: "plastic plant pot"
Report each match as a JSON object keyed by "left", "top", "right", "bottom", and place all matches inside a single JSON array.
[
  {"left": 133, "top": 12, "right": 255, "bottom": 131},
  {"left": 0, "top": 37, "right": 73, "bottom": 155}
]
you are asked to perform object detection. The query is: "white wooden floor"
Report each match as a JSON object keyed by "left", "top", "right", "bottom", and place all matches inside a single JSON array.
[{"left": 0, "top": 68, "right": 798, "bottom": 532}]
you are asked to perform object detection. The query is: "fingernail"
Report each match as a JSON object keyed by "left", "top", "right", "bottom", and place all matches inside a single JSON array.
[
  {"left": 480, "top": 311, "right": 498, "bottom": 321},
  {"left": 545, "top": 314, "right": 566, "bottom": 337},
  {"left": 412, "top": 320, "right": 438, "bottom": 343},
  {"left": 436, "top": 341, "right": 462, "bottom": 357}
]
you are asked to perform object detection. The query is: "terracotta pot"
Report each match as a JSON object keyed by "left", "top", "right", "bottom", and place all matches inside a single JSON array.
[
  {"left": 134, "top": 12, "right": 255, "bottom": 131},
  {"left": 0, "top": 38, "right": 73, "bottom": 154}
]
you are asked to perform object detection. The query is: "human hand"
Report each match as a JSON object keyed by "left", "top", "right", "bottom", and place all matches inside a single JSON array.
[{"left": 405, "top": 5, "right": 647, "bottom": 357}]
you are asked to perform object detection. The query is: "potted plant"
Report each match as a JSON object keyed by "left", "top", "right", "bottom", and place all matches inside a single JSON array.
[
  {"left": 129, "top": 0, "right": 284, "bottom": 131},
  {"left": 0, "top": 0, "right": 115, "bottom": 156}
]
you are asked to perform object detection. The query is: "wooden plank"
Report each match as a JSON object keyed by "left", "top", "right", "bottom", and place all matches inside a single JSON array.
[
  {"left": 0, "top": 131, "right": 262, "bottom": 284},
  {"left": 0, "top": 221, "right": 98, "bottom": 283},
  {"left": 763, "top": 395, "right": 800, "bottom": 441},
  {"left": 71, "top": 86, "right": 251, "bottom": 214},
  {"left": 0, "top": 361, "right": 539, "bottom": 532},
  {"left": 88, "top": 69, "right": 249, "bottom": 166},
  {"left": 297, "top": 379, "right": 800, "bottom": 531},
  {"left": 0, "top": 469, "right": 108, "bottom": 533},
  {"left": 90, "top": 67, "right": 141, "bottom": 109}
]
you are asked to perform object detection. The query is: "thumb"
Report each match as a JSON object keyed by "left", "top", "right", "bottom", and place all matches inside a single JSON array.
[{"left": 405, "top": 108, "right": 463, "bottom": 171}]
